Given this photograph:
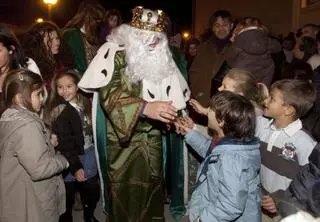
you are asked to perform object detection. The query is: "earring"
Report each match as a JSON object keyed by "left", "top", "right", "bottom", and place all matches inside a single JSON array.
[{"left": 9, "top": 51, "right": 13, "bottom": 54}]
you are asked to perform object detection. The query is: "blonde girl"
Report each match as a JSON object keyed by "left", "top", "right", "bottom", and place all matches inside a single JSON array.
[{"left": 190, "top": 68, "right": 269, "bottom": 116}]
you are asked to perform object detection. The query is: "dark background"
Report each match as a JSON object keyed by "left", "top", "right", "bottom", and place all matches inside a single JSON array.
[{"left": 0, "top": 0, "right": 192, "bottom": 34}]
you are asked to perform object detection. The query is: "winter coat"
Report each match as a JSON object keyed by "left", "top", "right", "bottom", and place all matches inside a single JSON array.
[
  {"left": 185, "top": 130, "right": 261, "bottom": 222},
  {"left": 0, "top": 107, "right": 68, "bottom": 222},
  {"left": 227, "top": 29, "right": 281, "bottom": 86},
  {"left": 51, "top": 97, "right": 84, "bottom": 175},
  {"left": 51, "top": 97, "right": 97, "bottom": 181},
  {"left": 189, "top": 37, "right": 231, "bottom": 106}
]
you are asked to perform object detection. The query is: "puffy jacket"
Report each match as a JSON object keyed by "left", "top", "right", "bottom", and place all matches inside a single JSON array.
[
  {"left": 185, "top": 130, "right": 261, "bottom": 222},
  {"left": 227, "top": 29, "right": 281, "bottom": 86}
]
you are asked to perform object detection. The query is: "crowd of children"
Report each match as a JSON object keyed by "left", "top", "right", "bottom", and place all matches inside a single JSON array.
[{"left": 0, "top": 2, "right": 320, "bottom": 222}]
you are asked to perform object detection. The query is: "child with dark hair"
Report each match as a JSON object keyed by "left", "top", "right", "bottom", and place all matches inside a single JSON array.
[
  {"left": 46, "top": 70, "right": 100, "bottom": 222},
  {"left": 175, "top": 91, "right": 261, "bottom": 222},
  {"left": 0, "top": 69, "right": 68, "bottom": 222},
  {"left": 256, "top": 79, "right": 317, "bottom": 221}
]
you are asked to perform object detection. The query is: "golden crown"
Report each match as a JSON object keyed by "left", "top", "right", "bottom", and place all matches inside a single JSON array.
[{"left": 131, "top": 6, "right": 167, "bottom": 32}]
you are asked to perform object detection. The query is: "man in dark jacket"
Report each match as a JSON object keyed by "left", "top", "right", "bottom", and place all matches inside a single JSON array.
[{"left": 189, "top": 10, "right": 233, "bottom": 108}]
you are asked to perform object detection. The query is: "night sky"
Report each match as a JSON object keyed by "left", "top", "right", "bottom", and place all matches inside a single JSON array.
[{"left": 0, "top": 0, "right": 192, "bottom": 34}]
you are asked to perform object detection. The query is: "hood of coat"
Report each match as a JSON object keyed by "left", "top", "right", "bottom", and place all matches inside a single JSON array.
[
  {"left": 234, "top": 29, "right": 269, "bottom": 55},
  {"left": 0, "top": 108, "right": 41, "bottom": 152},
  {"left": 212, "top": 137, "right": 261, "bottom": 169}
]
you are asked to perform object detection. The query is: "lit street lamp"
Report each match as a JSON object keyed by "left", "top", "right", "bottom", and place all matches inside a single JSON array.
[
  {"left": 43, "top": 0, "right": 58, "bottom": 21},
  {"left": 182, "top": 31, "right": 191, "bottom": 40},
  {"left": 36, "top": 18, "right": 44, "bottom": 23}
]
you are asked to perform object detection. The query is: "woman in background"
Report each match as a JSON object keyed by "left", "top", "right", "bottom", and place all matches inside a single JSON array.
[
  {"left": 63, "top": 0, "right": 105, "bottom": 75},
  {"left": 22, "top": 21, "right": 74, "bottom": 92},
  {"left": 99, "top": 9, "right": 122, "bottom": 44},
  {"left": 0, "top": 25, "right": 40, "bottom": 115}
]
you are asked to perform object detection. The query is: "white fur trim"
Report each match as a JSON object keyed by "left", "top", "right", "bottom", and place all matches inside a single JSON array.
[
  {"left": 26, "top": 58, "right": 41, "bottom": 75},
  {"left": 142, "top": 74, "right": 190, "bottom": 110},
  {"left": 78, "top": 42, "right": 125, "bottom": 92},
  {"left": 280, "top": 211, "right": 318, "bottom": 222},
  {"left": 25, "top": 57, "right": 48, "bottom": 103}
]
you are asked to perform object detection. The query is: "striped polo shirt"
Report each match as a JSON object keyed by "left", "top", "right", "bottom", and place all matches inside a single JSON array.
[{"left": 256, "top": 116, "right": 316, "bottom": 193}]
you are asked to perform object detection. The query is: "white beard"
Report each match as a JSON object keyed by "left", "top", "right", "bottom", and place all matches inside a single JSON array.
[{"left": 107, "top": 24, "right": 181, "bottom": 83}]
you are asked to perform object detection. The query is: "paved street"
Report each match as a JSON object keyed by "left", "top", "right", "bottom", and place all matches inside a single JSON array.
[{"left": 73, "top": 199, "right": 177, "bottom": 222}]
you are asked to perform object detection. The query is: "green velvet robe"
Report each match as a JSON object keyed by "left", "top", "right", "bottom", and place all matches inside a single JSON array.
[
  {"left": 165, "top": 46, "right": 188, "bottom": 220},
  {"left": 63, "top": 28, "right": 87, "bottom": 74},
  {"left": 99, "top": 51, "right": 164, "bottom": 222}
]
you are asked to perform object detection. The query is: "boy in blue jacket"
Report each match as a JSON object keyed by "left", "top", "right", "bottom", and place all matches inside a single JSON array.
[{"left": 175, "top": 91, "right": 261, "bottom": 222}]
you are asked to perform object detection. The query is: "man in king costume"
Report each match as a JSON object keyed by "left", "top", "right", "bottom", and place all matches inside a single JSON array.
[{"left": 78, "top": 7, "right": 191, "bottom": 221}]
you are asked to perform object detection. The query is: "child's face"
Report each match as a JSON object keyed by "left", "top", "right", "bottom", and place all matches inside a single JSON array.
[
  {"left": 108, "top": 15, "right": 118, "bottom": 29},
  {"left": 56, "top": 75, "right": 78, "bottom": 103},
  {"left": 263, "top": 88, "right": 287, "bottom": 119},
  {"left": 208, "top": 109, "right": 221, "bottom": 132},
  {"left": 218, "top": 76, "right": 238, "bottom": 94},
  {"left": 31, "top": 87, "right": 44, "bottom": 112},
  {"left": 188, "top": 44, "right": 198, "bottom": 56}
]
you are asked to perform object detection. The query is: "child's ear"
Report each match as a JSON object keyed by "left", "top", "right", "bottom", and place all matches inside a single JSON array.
[
  {"left": 14, "top": 93, "right": 23, "bottom": 107},
  {"left": 284, "top": 105, "right": 296, "bottom": 117},
  {"left": 218, "top": 120, "right": 224, "bottom": 128}
]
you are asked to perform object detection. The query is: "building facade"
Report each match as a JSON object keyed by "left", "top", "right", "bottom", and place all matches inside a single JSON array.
[{"left": 193, "top": 0, "right": 320, "bottom": 37}]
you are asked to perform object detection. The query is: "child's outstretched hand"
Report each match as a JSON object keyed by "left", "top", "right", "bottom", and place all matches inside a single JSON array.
[
  {"left": 262, "top": 195, "right": 277, "bottom": 213},
  {"left": 75, "top": 168, "right": 87, "bottom": 182},
  {"left": 174, "top": 116, "right": 194, "bottom": 135},
  {"left": 183, "top": 116, "right": 195, "bottom": 129},
  {"left": 189, "top": 99, "right": 209, "bottom": 116}
]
